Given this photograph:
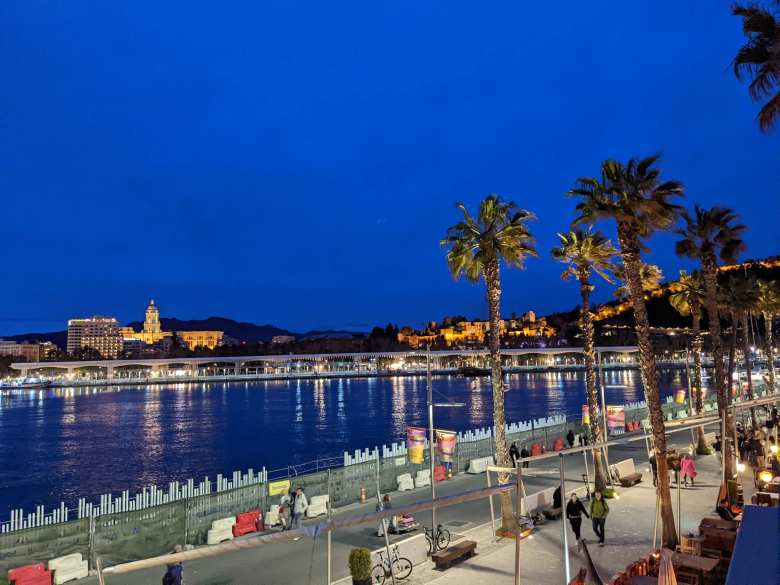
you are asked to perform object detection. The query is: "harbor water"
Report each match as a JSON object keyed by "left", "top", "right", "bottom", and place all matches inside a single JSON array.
[{"left": 0, "top": 368, "right": 693, "bottom": 514}]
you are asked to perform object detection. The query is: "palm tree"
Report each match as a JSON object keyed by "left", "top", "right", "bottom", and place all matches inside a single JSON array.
[
  {"left": 441, "top": 194, "right": 536, "bottom": 533},
  {"left": 569, "top": 154, "right": 683, "bottom": 548},
  {"left": 669, "top": 270, "right": 708, "bottom": 452},
  {"left": 676, "top": 206, "right": 746, "bottom": 478},
  {"left": 613, "top": 262, "right": 664, "bottom": 299},
  {"left": 732, "top": 1, "right": 780, "bottom": 132},
  {"left": 757, "top": 279, "right": 780, "bottom": 392},
  {"left": 720, "top": 274, "right": 761, "bottom": 428},
  {"left": 552, "top": 228, "right": 617, "bottom": 493}
]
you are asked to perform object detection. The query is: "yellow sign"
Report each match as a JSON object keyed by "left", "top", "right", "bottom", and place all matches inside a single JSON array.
[{"left": 268, "top": 479, "right": 291, "bottom": 496}]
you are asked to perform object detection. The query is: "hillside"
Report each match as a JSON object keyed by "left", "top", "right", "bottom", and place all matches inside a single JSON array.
[{"left": 124, "top": 317, "right": 296, "bottom": 343}]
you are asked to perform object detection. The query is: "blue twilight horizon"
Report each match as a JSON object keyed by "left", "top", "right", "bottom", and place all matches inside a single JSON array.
[{"left": 0, "top": 1, "right": 777, "bottom": 335}]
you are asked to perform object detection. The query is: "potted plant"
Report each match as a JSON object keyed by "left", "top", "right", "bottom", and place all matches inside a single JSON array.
[{"left": 348, "top": 547, "right": 372, "bottom": 585}]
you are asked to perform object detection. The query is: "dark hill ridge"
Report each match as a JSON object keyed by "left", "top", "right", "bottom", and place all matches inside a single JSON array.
[
  {"left": 3, "top": 318, "right": 361, "bottom": 347},
  {"left": 124, "top": 317, "right": 296, "bottom": 343}
]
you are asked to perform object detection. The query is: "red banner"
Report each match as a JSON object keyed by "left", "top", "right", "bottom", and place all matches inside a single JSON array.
[{"left": 436, "top": 430, "right": 457, "bottom": 463}]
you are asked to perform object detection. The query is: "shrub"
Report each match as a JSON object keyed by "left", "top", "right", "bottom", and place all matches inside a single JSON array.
[{"left": 348, "top": 548, "right": 372, "bottom": 581}]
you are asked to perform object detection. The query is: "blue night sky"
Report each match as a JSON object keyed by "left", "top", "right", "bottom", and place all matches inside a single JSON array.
[{"left": 1, "top": 1, "right": 778, "bottom": 335}]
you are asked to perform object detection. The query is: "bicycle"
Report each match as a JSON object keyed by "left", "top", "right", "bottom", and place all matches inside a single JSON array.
[
  {"left": 424, "top": 524, "right": 451, "bottom": 555},
  {"left": 370, "top": 544, "right": 413, "bottom": 584}
]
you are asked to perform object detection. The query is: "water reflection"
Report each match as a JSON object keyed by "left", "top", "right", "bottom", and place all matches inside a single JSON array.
[{"left": 0, "top": 369, "right": 693, "bottom": 513}]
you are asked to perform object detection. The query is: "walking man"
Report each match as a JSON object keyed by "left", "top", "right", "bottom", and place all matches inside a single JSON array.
[
  {"left": 162, "top": 545, "right": 184, "bottom": 585},
  {"left": 590, "top": 491, "right": 609, "bottom": 546},
  {"left": 566, "top": 493, "right": 589, "bottom": 547},
  {"left": 291, "top": 487, "right": 308, "bottom": 538},
  {"left": 509, "top": 442, "right": 520, "bottom": 468},
  {"left": 566, "top": 429, "right": 576, "bottom": 449}
]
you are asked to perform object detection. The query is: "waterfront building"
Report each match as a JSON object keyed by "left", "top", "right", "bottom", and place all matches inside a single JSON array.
[
  {"left": 67, "top": 317, "right": 122, "bottom": 358},
  {"left": 0, "top": 340, "right": 46, "bottom": 362},
  {"left": 178, "top": 331, "right": 223, "bottom": 350}
]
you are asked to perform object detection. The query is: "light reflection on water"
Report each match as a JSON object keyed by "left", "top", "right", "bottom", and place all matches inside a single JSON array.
[{"left": 0, "top": 369, "right": 695, "bottom": 513}]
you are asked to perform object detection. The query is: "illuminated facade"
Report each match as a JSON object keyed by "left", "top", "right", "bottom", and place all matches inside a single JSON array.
[
  {"left": 67, "top": 317, "right": 123, "bottom": 358},
  {"left": 121, "top": 300, "right": 223, "bottom": 351},
  {"left": 399, "top": 315, "right": 555, "bottom": 348},
  {"left": 0, "top": 340, "right": 46, "bottom": 362},
  {"left": 177, "top": 331, "right": 223, "bottom": 350}
]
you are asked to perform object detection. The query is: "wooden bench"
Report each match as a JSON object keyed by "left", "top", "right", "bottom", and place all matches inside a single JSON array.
[
  {"left": 610, "top": 458, "right": 642, "bottom": 487},
  {"left": 432, "top": 540, "right": 477, "bottom": 570}
]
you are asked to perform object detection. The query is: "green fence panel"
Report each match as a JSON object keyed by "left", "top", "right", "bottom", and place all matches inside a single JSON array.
[
  {"left": 92, "top": 501, "right": 186, "bottom": 568},
  {"left": 186, "top": 484, "right": 264, "bottom": 546},
  {"left": 0, "top": 519, "right": 90, "bottom": 576}
]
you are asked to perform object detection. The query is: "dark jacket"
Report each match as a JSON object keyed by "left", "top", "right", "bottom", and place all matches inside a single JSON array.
[
  {"left": 566, "top": 499, "right": 589, "bottom": 520},
  {"left": 553, "top": 486, "right": 562, "bottom": 509},
  {"left": 165, "top": 563, "right": 183, "bottom": 585},
  {"left": 509, "top": 444, "right": 520, "bottom": 462}
]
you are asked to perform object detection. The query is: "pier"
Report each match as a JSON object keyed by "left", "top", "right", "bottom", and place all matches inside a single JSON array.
[{"left": 11, "top": 346, "right": 640, "bottom": 385}]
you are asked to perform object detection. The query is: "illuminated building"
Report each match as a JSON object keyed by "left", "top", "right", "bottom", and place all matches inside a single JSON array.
[
  {"left": 121, "top": 300, "right": 223, "bottom": 351},
  {"left": 0, "top": 340, "right": 47, "bottom": 362},
  {"left": 177, "top": 331, "right": 223, "bottom": 350},
  {"left": 271, "top": 335, "right": 296, "bottom": 344},
  {"left": 67, "top": 316, "right": 123, "bottom": 358}
]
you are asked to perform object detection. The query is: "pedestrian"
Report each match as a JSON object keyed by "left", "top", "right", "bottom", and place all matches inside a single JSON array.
[
  {"left": 279, "top": 494, "right": 291, "bottom": 530},
  {"left": 680, "top": 454, "right": 697, "bottom": 487},
  {"left": 590, "top": 491, "right": 609, "bottom": 546},
  {"left": 520, "top": 446, "right": 530, "bottom": 468},
  {"left": 553, "top": 486, "right": 562, "bottom": 510},
  {"left": 771, "top": 407, "right": 779, "bottom": 438},
  {"left": 376, "top": 494, "right": 392, "bottom": 536},
  {"left": 566, "top": 430, "right": 575, "bottom": 449},
  {"left": 566, "top": 493, "right": 589, "bottom": 546},
  {"left": 162, "top": 545, "right": 184, "bottom": 585},
  {"left": 649, "top": 453, "right": 658, "bottom": 487},
  {"left": 291, "top": 487, "right": 308, "bottom": 538},
  {"left": 509, "top": 442, "right": 520, "bottom": 468}
]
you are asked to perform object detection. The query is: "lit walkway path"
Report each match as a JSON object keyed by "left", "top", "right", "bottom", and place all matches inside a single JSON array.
[
  {"left": 93, "top": 427, "right": 720, "bottom": 585},
  {"left": 405, "top": 449, "right": 728, "bottom": 585}
]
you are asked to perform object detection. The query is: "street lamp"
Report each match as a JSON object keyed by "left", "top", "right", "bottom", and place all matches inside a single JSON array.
[{"left": 426, "top": 344, "right": 464, "bottom": 549}]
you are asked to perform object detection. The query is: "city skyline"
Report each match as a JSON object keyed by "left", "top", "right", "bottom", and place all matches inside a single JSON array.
[{"left": 2, "top": 2, "right": 778, "bottom": 335}]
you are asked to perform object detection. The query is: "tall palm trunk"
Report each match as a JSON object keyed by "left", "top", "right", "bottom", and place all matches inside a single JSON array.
[
  {"left": 484, "top": 258, "right": 517, "bottom": 533},
  {"left": 701, "top": 254, "right": 734, "bottom": 477},
  {"left": 579, "top": 274, "right": 608, "bottom": 492},
  {"left": 763, "top": 310, "right": 776, "bottom": 392},
  {"left": 691, "top": 308, "right": 708, "bottom": 452},
  {"left": 741, "top": 315, "right": 758, "bottom": 428},
  {"left": 727, "top": 317, "right": 738, "bottom": 400},
  {"left": 617, "top": 225, "right": 677, "bottom": 548}
]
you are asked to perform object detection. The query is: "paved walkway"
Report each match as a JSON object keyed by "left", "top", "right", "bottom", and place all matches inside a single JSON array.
[
  {"left": 91, "top": 422, "right": 735, "bottom": 585},
  {"left": 409, "top": 448, "right": 735, "bottom": 585}
]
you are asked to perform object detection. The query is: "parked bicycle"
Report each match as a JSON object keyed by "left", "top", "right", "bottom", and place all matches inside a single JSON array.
[
  {"left": 424, "top": 524, "right": 451, "bottom": 555},
  {"left": 370, "top": 544, "right": 413, "bottom": 584}
]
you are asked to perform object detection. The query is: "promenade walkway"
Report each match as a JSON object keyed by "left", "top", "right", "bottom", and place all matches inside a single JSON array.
[
  {"left": 90, "top": 423, "right": 731, "bottom": 585},
  {"left": 388, "top": 447, "right": 729, "bottom": 585}
]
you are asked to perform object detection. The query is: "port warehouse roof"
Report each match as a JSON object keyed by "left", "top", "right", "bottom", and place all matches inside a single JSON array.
[
  {"left": 12, "top": 346, "right": 638, "bottom": 370},
  {"left": 726, "top": 506, "right": 779, "bottom": 585}
]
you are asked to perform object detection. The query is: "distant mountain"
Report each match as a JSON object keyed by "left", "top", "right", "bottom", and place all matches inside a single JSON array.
[
  {"left": 3, "top": 330, "right": 67, "bottom": 347},
  {"left": 125, "top": 317, "right": 297, "bottom": 343},
  {"left": 300, "top": 330, "right": 364, "bottom": 340}
]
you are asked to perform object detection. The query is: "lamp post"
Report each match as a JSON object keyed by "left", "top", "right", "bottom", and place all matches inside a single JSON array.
[{"left": 426, "top": 343, "right": 464, "bottom": 551}]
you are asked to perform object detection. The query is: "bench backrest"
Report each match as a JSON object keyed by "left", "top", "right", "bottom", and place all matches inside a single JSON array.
[{"left": 610, "top": 458, "right": 636, "bottom": 479}]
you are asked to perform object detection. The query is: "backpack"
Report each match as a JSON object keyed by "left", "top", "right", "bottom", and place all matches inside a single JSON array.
[{"left": 162, "top": 569, "right": 176, "bottom": 585}]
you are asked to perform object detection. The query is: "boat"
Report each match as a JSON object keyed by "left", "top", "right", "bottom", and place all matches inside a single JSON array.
[{"left": 0, "top": 377, "right": 52, "bottom": 390}]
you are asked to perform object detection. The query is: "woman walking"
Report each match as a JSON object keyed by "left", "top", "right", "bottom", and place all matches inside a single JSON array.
[
  {"left": 680, "top": 454, "right": 697, "bottom": 487},
  {"left": 566, "top": 493, "right": 589, "bottom": 547},
  {"left": 590, "top": 491, "right": 609, "bottom": 546}
]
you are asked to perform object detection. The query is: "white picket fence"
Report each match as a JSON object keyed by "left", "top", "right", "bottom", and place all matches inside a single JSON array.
[
  {"left": 1, "top": 468, "right": 267, "bottom": 533},
  {"left": 343, "top": 413, "right": 569, "bottom": 467}
]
